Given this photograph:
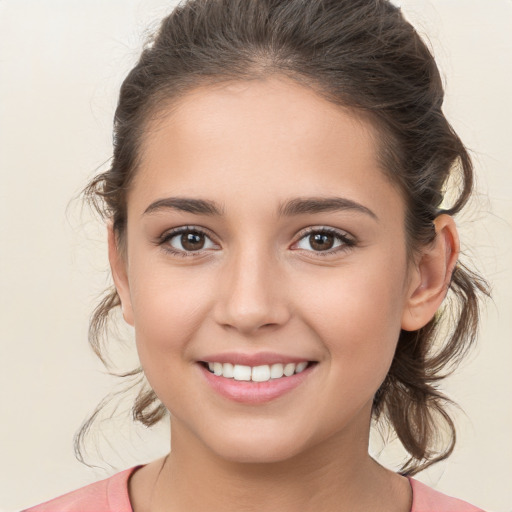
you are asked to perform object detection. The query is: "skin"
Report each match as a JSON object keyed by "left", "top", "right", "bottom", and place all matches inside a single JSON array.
[{"left": 108, "top": 76, "right": 459, "bottom": 512}]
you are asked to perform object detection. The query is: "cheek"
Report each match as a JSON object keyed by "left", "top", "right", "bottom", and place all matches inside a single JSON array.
[
  {"left": 127, "top": 264, "right": 216, "bottom": 411},
  {"left": 300, "top": 255, "right": 408, "bottom": 390},
  {"left": 130, "top": 270, "right": 213, "bottom": 349}
]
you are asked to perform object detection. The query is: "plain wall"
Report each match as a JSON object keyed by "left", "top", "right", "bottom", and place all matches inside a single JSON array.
[{"left": 1, "top": 1, "right": 511, "bottom": 511}]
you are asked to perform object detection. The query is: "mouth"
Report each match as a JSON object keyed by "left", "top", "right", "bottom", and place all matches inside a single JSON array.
[
  {"left": 197, "top": 358, "right": 318, "bottom": 403},
  {"left": 199, "top": 360, "right": 316, "bottom": 382}
]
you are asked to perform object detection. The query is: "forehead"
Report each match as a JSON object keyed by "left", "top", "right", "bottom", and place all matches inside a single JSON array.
[
  {"left": 130, "top": 76, "right": 400, "bottom": 219},
  {"left": 141, "top": 76, "right": 378, "bottom": 165}
]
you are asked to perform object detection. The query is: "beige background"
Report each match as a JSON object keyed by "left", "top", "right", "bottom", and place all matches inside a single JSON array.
[{"left": 1, "top": 1, "right": 511, "bottom": 511}]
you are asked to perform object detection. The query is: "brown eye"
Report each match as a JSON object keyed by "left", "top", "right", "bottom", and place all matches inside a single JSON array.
[
  {"left": 294, "top": 228, "right": 354, "bottom": 255},
  {"left": 309, "top": 232, "right": 335, "bottom": 251},
  {"left": 181, "top": 232, "right": 205, "bottom": 251},
  {"left": 161, "top": 227, "right": 217, "bottom": 255}
]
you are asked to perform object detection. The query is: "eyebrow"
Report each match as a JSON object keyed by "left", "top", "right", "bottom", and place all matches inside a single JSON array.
[
  {"left": 277, "top": 196, "right": 377, "bottom": 220},
  {"left": 143, "top": 197, "right": 224, "bottom": 216},
  {"left": 143, "top": 196, "right": 378, "bottom": 220}
]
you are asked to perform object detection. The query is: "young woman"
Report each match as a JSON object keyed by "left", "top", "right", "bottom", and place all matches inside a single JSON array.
[{"left": 23, "top": 0, "right": 491, "bottom": 510}]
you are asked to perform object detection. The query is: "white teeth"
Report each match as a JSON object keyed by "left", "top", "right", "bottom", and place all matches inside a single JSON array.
[
  {"left": 222, "top": 362, "right": 234, "bottom": 378},
  {"left": 213, "top": 362, "right": 223, "bottom": 376},
  {"left": 295, "top": 361, "right": 308, "bottom": 373},
  {"left": 233, "top": 365, "right": 252, "bottom": 381},
  {"left": 251, "top": 365, "right": 271, "bottom": 382},
  {"left": 283, "top": 363, "right": 296, "bottom": 377},
  {"left": 205, "top": 361, "right": 310, "bottom": 381},
  {"left": 270, "top": 363, "right": 284, "bottom": 379}
]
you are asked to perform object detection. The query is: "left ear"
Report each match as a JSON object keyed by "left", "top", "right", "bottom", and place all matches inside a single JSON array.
[
  {"left": 401, "top": 214, "right": 460, "bottom": 331},
  {"left": 108, "top": 222, "right": 134, "bottom": 326}
]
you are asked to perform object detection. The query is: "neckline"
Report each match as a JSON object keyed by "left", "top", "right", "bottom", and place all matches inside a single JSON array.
[{"left": 123, "top": 465, "right": 417, "bottom": 512}]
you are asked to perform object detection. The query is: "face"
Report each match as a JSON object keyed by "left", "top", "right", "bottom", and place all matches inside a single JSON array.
[{"left": 112, "top": 76, "right": 422, "bottom": 464}]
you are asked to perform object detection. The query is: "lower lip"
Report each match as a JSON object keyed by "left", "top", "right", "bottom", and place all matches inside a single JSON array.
[{"left": 198, "top": 363, "right": 316, "bottom": 404}]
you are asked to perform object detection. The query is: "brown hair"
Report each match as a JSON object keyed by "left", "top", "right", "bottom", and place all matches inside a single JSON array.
[{"left": 77, "top": 0, "right": 489, "bottom": 476}]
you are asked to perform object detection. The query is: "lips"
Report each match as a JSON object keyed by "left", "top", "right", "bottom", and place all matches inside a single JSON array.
[
  {"left": 199, "top": 351, "right": 314, "bottom": 366},
  {"left": 197, "top": 352, "right": 318, "bottom": 403}
]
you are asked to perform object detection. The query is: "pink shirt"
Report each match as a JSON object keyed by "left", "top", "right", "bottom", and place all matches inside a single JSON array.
[{"left": 23, "top": 466, "right": 485, "bottom": 512}]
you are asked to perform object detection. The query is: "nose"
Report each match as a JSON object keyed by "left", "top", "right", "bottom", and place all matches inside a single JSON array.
[{"left": 213, "top": 243, "right": 291, "bottom": 336}]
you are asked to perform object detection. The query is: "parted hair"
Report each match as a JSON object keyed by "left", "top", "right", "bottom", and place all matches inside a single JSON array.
[{"left": 78, "top": 0, "right": 489, "bottom": 476}]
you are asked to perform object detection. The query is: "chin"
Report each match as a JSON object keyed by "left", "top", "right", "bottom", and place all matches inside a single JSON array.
[{"left": 205, "top": 428, "right": 309, "bottom": 464}]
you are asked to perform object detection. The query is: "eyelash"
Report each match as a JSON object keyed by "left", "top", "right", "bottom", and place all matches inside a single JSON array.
[
  {"left": 156, "top": 226, "right": 217, "bottom": 258},
  {"left": 295, "top": 227, "right": 356, "bottom": 256},
  {"left": 156, "top": 225, "right": 356, "bottom": 258}
]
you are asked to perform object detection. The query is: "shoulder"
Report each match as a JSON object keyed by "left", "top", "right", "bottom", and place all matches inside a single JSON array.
[
  {"left": 409, "top": 477, "right": 485, "bottom": 512},
  {"left": 22, "top": 466, "right": 142, "bottom": 512}
]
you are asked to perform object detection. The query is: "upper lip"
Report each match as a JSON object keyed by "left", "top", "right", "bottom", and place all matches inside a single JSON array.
[{"left": 199, "top": 352, "right": 315, "bottom": 366}]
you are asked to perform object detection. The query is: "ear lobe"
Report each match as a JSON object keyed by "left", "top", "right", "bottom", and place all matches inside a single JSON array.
[
  {"left": 107, "top": 224, "right": 134, "bottom": 326},
  {"left": 401, "top": 214, "right": 460, "bottom": 332}
]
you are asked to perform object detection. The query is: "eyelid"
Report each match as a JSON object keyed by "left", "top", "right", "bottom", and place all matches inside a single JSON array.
[
  {"left": 156, "top": 225, "right": 356, "bottom": 258},
  {"left": 292, "top": 226, "right": 356, "bottom": 256},
  {"left": 156, "top": 225, "right": 219, "bottom": 257}
]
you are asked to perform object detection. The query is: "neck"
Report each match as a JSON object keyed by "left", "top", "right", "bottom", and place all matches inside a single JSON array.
[{"left": 149, "top": 418, "right": 410, "bottom": 512}]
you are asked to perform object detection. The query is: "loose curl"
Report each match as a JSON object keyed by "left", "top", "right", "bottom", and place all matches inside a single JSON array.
[{"left": 76, "top": 0, "right": 489, "bottom": 476}]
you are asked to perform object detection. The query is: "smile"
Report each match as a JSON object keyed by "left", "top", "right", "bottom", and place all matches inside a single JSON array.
[
  {"left": 203, "top": 361, "right": 310, "bottom": 382},
  {"left": 198, "top": 358, "right": 318, "bottom": 404}
]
